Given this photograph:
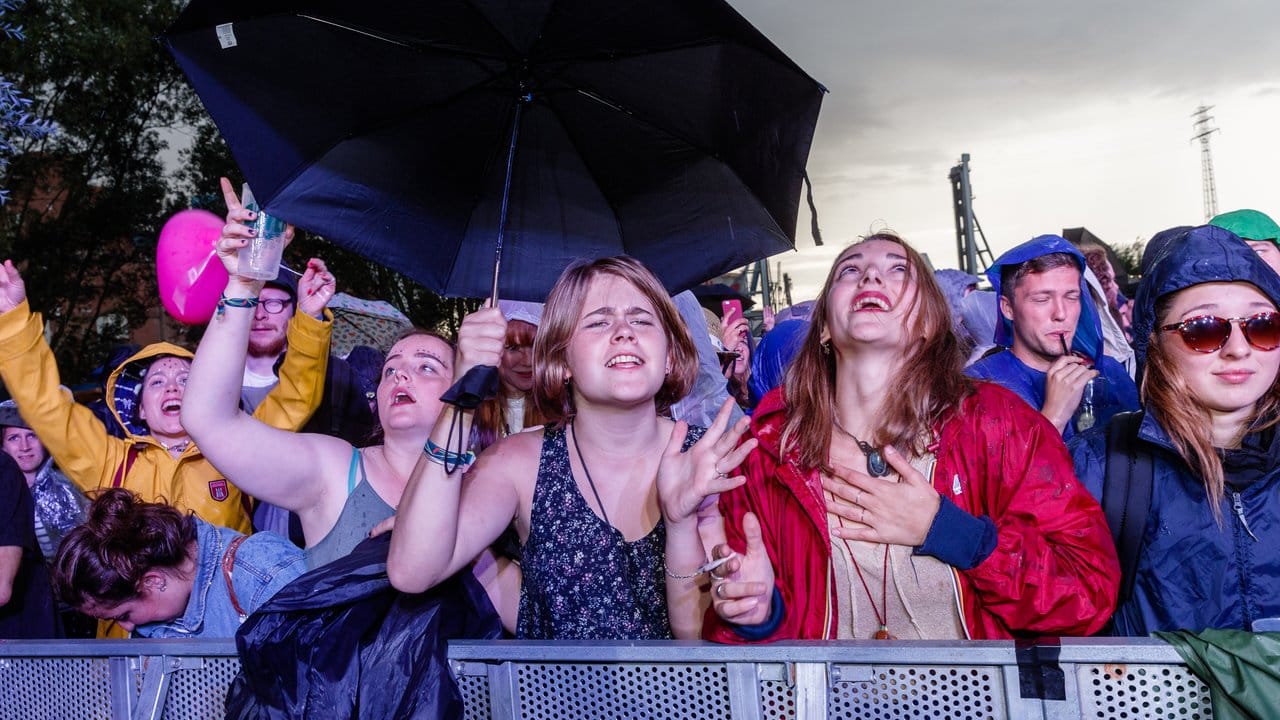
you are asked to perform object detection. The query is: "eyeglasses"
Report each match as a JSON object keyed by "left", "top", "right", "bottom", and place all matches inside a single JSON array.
[
  {"left": 1160, "top": 312, "right": 1280, "bottom": 353},
  {"left": 258, "top": 298, "right": 293, "bottom": 315}
]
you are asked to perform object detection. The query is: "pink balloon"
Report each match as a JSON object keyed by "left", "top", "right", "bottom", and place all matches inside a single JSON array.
[{"left": 156, "top": 209, "right": 228, "bottom": 325}]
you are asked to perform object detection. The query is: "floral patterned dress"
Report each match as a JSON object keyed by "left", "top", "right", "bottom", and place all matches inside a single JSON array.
[{"left": 517, "top": 424, "right": 704, "bottom": 639}]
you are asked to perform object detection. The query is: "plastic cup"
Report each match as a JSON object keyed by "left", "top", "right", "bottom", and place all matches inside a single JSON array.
[{"left": 237, "top": 210, "right": 287, "bottom": 281}]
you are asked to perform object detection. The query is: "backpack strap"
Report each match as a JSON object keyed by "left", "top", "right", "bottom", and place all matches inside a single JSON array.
[
  {"left": 221, "top": 535, "right": 250, "bottom": 622},
  {"left": 111, "top": 445, "right": 141, "bottom": 489},
  {"left": 1102, "top": 410, "right": 1153, "bottom": 608}
]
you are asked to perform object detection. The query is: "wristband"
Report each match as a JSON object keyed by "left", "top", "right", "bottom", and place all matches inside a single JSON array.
[
  {"left": 216, "top": 293, "right": 259, "bottom": 318},
  {"left": 424, "top": 438, "right": 475, "bottom": 472}
]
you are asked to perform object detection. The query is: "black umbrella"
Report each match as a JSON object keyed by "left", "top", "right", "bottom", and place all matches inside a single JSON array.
[
  {"left": 162, "top": 0, "right": 824, "bottom": 303},
  {"left": 690, "top": 282, "right": 756, "bottom": 314}
]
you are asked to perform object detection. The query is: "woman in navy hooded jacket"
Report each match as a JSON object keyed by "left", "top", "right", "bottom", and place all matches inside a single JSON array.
[{"left": 1069, "top": 225, "right": 1280, "bottom": 635}]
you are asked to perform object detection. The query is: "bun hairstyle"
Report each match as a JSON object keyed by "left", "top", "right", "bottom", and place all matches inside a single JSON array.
[{"left": 51, "top": 489, "right": 196, "bottom": 608}]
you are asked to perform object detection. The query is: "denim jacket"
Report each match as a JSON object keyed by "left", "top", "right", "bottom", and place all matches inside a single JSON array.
[{"left": 135, "top": 519, "right": 305, "bottom": 639}]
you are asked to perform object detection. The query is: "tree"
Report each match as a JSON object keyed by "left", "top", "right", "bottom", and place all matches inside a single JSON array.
[
  {"left": 0, "top": 0, "right": 55, "bottom": 205},
  {"left": 0, "top": 0, "right": 475, "bottom": 386},
  {"left": 0, "top": 0, "right": 205, "bottom": 383},
  {"left": 172, "top": 125, "right": 479, "bottom": 340}
]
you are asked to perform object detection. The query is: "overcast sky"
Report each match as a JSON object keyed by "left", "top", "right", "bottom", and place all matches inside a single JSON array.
[{"left": 731, "top": 1, "right": 1280, "bottom": 302}]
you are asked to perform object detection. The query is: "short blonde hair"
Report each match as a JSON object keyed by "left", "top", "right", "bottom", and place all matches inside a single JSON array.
[{"left": 533, "top": 256, "right": 698, "bottom": 425}]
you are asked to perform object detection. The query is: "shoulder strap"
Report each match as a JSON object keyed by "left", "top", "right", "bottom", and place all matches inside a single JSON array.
[
  {"left": 347, "top": 447, "right": 360, "bottom": 493},
  {"left": 1102, "top": 410, "right": 1153, "bottom": 607},
  {"left": 111, "top": 445, "right": 141, "bottom": 489},
  {"left": 221, "top": 535, "right": 250, "bottom": 621}
]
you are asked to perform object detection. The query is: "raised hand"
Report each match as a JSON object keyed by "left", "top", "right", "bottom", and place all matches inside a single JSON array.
[
  {"left": 0, "top": 260, "right": 27, "bottom": 314},
  {"left": 454, "top": 304, "right": 507, "bottom": 382},
  {"left": 1041, "top": 354, "right": 1098, "bottom": 433},
  {"left": 217, "top": 177, "right": 295, "bottom": 281},
  {"left": 296, "top": 258, "right": 336, "bottom": 320},
  {"left": 657, "top": 398, "right": 757, "bottom": 525},
  {"left": 709, "top": 512, "right": 774, "bottom": 626},
  {"left": 719, "top": 317, "right": 749, "bottom": 353},
  {"left": 823, "top": 445, "right": 941, "bottom": 547}
]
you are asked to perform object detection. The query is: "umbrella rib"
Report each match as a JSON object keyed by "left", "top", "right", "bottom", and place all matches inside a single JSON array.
[{"left": 298, "top": 14, "right": 515, "bottom": 61}]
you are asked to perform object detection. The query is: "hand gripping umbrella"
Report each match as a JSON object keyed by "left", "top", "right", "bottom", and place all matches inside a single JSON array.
[{"left": 164, "top": 0, "right": 824, "bottom": 408}]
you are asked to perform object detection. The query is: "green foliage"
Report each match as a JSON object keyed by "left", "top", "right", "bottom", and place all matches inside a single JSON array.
[
  {"left": 1112, "top": 238, "right": 1147, "bottom": 280},
  {"left": 172, "top": 127, "right": 479, "bottom": 339},
  {"left": 0, "top": 0, "right": 476, "bottom": 384},
  {"left": 0, "top": 0, "right": 200, "bottom": 382}
]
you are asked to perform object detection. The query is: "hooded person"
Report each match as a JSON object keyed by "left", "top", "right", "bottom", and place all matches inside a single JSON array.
[
  {"left": 0, "top": 398, "right": 89, "bottom": 563},
  {"left": 0, "top": 259, "right": 334, "bottom": 537},
  {"left": 966, "top": 235, "right": 1139, "bottom": 441},
  {"left": 1210, "top": 209, "right": 1280, "bottom": 277},
  {"left": 747, "top": 318, "right": 808, "bottom": 406},
  {"left": 1068, "top": 225, "right": 1280, "bottom": 635},
  {"left": 933, "top": 269, "right": 981, "bottom": 354}
]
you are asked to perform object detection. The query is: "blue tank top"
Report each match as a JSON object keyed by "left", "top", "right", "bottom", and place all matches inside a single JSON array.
[{"left": 517, "top": 424, "right": 704, "bottom": 639}]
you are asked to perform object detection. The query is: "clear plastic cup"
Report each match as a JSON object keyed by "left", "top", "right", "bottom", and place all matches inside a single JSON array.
[
  {"left": 237, "top": 183, "right": 287, "bottom": 281},
  {"left": 237, "top": 212, "right": 286, "bottom": 280}
]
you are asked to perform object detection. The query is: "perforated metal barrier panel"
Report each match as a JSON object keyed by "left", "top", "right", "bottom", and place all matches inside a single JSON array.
[
  {"left": 1076, "top": 663, "right": 1214, "bottom": 720},
  {"left": 0, "top": 638, "right": 1222, "bottom": 720},
  {"left": 827, "top": 665, "right": 1006, "bottom": 720}
]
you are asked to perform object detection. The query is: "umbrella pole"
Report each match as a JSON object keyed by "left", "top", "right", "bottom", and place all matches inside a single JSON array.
[
  {"left": 437, "top": 93, "right": 530, "bottom": 421},
  {"left": 490, "top": 93, "right": 531, "bottom": 305}
]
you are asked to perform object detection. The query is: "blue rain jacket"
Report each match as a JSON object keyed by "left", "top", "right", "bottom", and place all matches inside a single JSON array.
[
  {"left": 1069, "top": 225, "right": 1280, "bottom": 636},
  {"left": 966, "top": 235, "right": 1138, "bottom": 441}
]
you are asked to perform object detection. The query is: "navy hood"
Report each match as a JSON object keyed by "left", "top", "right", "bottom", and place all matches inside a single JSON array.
[
  {"left": 1132, "top": 224, "right": 1280, "bottom": 365},
  {"left": 984, "top": 234, "right": 1105, "bottom": 361}
]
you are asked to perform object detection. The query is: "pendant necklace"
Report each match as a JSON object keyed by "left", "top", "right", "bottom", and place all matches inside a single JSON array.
[
  {"left": 832, "top": 417, "right": 890, "bottom": 477},
  {"left": 569, "top": 422, "right": 634, "bottom": 590},
  {"left": 832, "top": 510, "right": 895, "bottom": 640}
]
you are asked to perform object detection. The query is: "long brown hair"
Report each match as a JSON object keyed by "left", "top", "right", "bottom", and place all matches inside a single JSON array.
[
  {"left": 1142, "top": 292, "right": 1280, "bottom": 523},
  {"left": 51, "top": 489, "right": 196, "bottom": 608},
  {"left": 782, "top": 233, "right": 974, "bottom": 472},
  {"left": 532, "top": 256, "right": 698, "bottom": 426},
  {"left": 473, "top": 319, "right": 547, "bottom": 451}
]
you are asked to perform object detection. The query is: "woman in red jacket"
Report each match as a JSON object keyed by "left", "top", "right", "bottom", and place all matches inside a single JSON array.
[{"left": 703, "top": 232, "right": 1119, "bottom": 641}]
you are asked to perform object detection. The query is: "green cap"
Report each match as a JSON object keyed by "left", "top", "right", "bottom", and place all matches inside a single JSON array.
[{"left": 1210, "top": 209, "right": 1280, "bottom": 243}]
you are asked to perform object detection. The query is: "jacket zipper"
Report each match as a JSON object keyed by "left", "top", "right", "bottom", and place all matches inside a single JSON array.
[
  {"left": 1231, "top": 491, "right": 1259, "bottom": 542},
  {"left": 1231, "top": 491, "right": 1256, "bottom": 629}
]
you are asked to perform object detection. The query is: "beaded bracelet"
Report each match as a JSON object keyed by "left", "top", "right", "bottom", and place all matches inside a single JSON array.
[
  {"left": 424, "top": 438, "right": 475, "bottom": 471},
  {"left": 216, "top": 293, "right": 260, "bottom": 318}
]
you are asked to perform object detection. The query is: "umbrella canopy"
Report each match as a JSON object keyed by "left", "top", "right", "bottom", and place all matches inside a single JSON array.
[
  {"left": 163, "top": 0, "right": 824, "bottom": 301},
  {"left": 690, "top": 282, "right": 755, "bottom": 314},
  {"left": 327, "top": 292, "right": 413, "bottom": 357}
]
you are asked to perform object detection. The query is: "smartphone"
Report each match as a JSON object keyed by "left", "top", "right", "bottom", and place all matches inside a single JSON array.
[{"left": 721, "top": 299, "right": 744, "bottom": 329}]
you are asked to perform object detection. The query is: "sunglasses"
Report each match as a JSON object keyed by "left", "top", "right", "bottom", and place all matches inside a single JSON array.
[{"left": 1159, "top": 312, "right": 1280, "bottom": 353}]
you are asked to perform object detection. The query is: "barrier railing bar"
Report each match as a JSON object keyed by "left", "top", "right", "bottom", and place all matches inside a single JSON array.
[
  {"left": 108, "top": 656, "right": 136, "bottom": 720},
  {"left": 793, "top": 662, "right": 828, "bottom": 720},
  {"left": 725, "top": 662, "right": 763, "bottom": 720},
  {"left": 487, "top": 656, "right": 520, "bottom": 720},
  {"left": 0, "top": 639, "right": 238, "bottom": 658},
  {"left": 132, "top": 656, "right": 174, "bottom": 720}
]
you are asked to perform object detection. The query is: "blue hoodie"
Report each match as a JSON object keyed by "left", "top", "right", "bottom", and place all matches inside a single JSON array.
[
  {"left": 1069, "top": 225, "right": 1280, "bottom": 635},
  {"left": 966, "top": 235, "right": 1138, "bottom": 441}
]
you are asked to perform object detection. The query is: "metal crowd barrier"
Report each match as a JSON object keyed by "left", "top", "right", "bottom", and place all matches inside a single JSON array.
[{"left": 0, "top": 638, "right": 1213, "bottom": 719}]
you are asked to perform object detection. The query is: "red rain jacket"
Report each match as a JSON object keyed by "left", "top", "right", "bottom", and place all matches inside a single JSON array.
[{"left": 703, "top": 383, "right": 1119, "bottom": 642}]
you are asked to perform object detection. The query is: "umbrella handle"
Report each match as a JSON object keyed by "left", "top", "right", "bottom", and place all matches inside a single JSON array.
[{"left": 440, "top": 365, "right": 500, "bottom": 410}]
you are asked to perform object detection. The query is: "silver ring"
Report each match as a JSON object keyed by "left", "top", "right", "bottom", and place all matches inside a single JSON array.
[
  {"left": 714, "top": 466, "right": 727, "bottom": 479},
  {"left": 714, "top": 583, "right": 726, "bottom": 600},
  {"left": 854, "top": 490, "right": 862, "bottom": 505}
]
